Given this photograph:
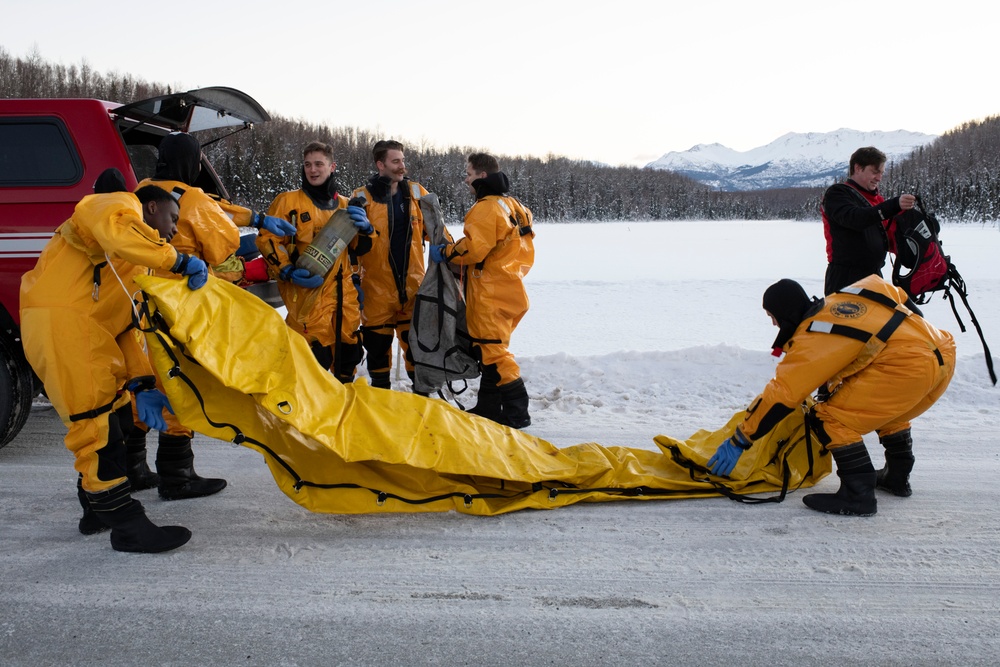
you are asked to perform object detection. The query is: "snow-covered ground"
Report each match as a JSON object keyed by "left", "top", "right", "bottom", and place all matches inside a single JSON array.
[{"left": 2, "top": 220, "right": 998, "bottom": 665}]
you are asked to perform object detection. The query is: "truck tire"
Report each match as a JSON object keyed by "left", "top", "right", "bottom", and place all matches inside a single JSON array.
[{"left": 0, "top": 335, "right": 35, "bottom": 449}]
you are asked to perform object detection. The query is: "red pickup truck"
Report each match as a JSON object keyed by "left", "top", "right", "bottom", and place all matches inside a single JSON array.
[{"left": 0, "top": 87, "right": 275, "bottom": 447}]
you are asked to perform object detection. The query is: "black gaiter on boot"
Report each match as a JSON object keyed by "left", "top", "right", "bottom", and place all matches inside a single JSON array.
[
  {"left": 877, "top": 428, "right": 914, "bottom": 497},
  {"left": 803, "top": 441, "right": 877, "bottom": 516},
  {"left": 86, "top": 481, "right": 191, "bottom": 553},
  {"left": 156, "top": 433, "right": 227, "bottom": 501}
]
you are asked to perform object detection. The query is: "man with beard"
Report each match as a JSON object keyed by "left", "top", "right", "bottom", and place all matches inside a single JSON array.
[
  {"left": 429, "top": 153, "right": 535, "bottom": 428},
  {"left": 351, "top": 140, "right": 449, "bottom": 391},
  {"left": 821, "top": 146, "right": 917, "bottom": 295},
  {"left": 257, "top": 141, "right": 373, "bottom": 382}
]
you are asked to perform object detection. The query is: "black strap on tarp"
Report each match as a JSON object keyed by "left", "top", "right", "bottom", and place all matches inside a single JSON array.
[{"left": 139, "top": 296, "right": 829, "bottom": 508}]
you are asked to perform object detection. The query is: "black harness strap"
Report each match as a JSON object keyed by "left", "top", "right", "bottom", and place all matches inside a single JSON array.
[{"left": 69, "top": 398, "right": 117, "bottom": 423}]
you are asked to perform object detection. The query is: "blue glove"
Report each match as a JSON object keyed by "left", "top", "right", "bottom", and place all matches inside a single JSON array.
[
  {"left": 134, "top": 389, "right": 173, "bottom": 432},
  {"left": 347, "top": 205, "right": 373, "bottom": 234},
  {"left": 289, "top": 267, "right": 324, "bottom": 288},
  {"left": 171, "top": 253, "right": 209, "bottom": 290},
  {"left": 429, "top": 244, "right": 447, "bottom": 263},
  {"left": 254, "top": 212, "right": 296, "bottom": 237},
  {"left": 706, "top": 429, "right": 752, "bottom": 477},
  {"left": 279, "top": 264, "right": 296, "bottom": 281}
]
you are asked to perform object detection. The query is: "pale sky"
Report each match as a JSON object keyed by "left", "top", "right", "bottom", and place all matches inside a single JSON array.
[{"left": 3, "top": 0, "right": 995, "bottom": 167}]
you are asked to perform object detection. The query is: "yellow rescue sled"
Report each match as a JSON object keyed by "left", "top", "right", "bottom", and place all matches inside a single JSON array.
[{"left": 135, "top": 276, "right": 830, "bottom": 515}]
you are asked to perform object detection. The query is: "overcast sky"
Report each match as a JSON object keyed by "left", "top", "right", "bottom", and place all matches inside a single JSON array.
[{"left": 3, "top": 0, "right": 995, "bottom": 167}]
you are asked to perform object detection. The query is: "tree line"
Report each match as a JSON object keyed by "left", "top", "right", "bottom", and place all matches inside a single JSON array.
[{"left": 2, "top": 48, "right": 996, "bottom": 223}]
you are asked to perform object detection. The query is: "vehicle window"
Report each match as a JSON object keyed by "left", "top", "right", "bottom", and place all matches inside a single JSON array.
[
  {"left": 0, "top": 118, "right": 83, "bottom": 186},
  {"left": 127, "top": 144, "right": 159, "bottom": 183}
]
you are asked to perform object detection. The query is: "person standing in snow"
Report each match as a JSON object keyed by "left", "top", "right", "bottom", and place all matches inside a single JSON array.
[
  {"left": 350, "top": 140, "right": 449, "bottom": 392},
  {"left": 706, "top": 275, "right": 955, "bottom": 516},
  {"left": 20, "top": 184, "right": 208, "bottom": 553},
  {"left": 821, "top": 146, "right": 916, "bottom": 295},
  {"left": 429, "top": 153, "right": 535, "bottom": 428},
  {"left": 125, "top": 132, "right": 297, "bottom": 506},
  {"left": 257, "top": 140, "right": 374, "bottom": 382}
]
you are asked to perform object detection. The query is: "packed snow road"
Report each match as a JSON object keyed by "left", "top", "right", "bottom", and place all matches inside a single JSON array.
[{"left": 2, "top": 398, "right": 998, "bottom": 666}]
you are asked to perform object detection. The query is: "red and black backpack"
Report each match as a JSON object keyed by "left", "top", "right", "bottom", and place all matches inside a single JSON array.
[{"left": 889, "top": 197, "right": 995, "bottom": 384}]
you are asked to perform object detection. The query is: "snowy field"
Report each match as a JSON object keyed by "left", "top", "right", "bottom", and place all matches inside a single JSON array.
[{"left": 1, "top": 219, "right": 998, "bottom": 665}]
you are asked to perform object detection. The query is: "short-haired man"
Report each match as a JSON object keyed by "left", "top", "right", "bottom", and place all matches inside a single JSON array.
[
  {"left": 351, "top": 140, "right": 448, "bottom": 390},
  {"left": 430, "top": 153, "right": 535, "bottom": 428},
  {"left": 821, "top": 146, "right": 916, "bottom": 295},
  {"left": 20, "top": 183, "right": 209, "bottom": 553},
  {"left": 257, "top": 141, "right": 373, "bottom": 382}
]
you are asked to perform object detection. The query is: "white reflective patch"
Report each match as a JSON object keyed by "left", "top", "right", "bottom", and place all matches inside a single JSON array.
[
  {"left": 840, "top": 286, "right": 863, "bottom": 295},
  {"left": 0, "top": 232, "right": 53, "bottom": 257},
  {"left": 497, "top": 199, "right": 512, "bottom": 215},
  {"left": 809, "top": 321, "right": 834, "bottom": 333}
]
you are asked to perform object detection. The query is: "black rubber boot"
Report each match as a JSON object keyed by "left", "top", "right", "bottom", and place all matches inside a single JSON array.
[
  {"left": 156, "top": 433, "right": 227, "bottom": 501},
  {"left": 876, "top": 429, "right": 914, "bottom": 497},
  {"left": 86, "top": 481, "right": 191, "bottom": 553},
  {"left": 498, "top": 377, "right": 532, "bottom": 429},
  {"left": 803, "top": 442, "right": 877, "bottom": 516},
  {"left": 469, "top": 364, "right": 503, "bottom": 423},
  {"left": 369, "top": 371, "right": 391, "bottom": 389},
  {"left": 125, "top": 427, "right": 160, "bottom": 491},
  {"left": 77, "top": 475, "right": 107, "bottom": 535}
]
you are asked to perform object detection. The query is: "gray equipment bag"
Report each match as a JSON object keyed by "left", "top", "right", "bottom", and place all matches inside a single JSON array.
[{"left": 410, "top": 193, "right": 479, "bottom": 395}]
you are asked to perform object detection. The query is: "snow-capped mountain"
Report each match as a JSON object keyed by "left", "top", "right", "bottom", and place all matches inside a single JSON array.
[{"left": 646, "top": 129, "right": 937, "bottom": 191}]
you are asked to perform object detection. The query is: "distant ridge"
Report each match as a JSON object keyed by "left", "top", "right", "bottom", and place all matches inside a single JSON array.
[{"left": 646, "top": 129, "right": 937, "bottom": 191}]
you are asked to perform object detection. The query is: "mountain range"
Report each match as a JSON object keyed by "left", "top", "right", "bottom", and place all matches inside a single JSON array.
[{"left": 646, "top": 129, "right": 938, "bottom": 191}]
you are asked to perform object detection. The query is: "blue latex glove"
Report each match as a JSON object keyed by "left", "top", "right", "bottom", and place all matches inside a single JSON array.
[
  {"left": 279, "top": 264, "right": 296, "bottom": 281},
  {"left": 707, "top": 429, "right": 752, "bottom": 477},
  {"left": 429, "top": 244, "right": 447, "bottom": 263},
  {"left": 237, "top": 232, "right": 259, "bottom": 258},
  {"left": 134, "top": 389, "right": 173, "bottom": 432},
  {"left": 171, "top": 253, "right": 209, "bottom": 290},
  {"left": 289, "top": 267, "right": 324, "bottom": 288},
  {"left": 347, "top": 205, "right": 373, "bottom": 234},
  {"left": 254, "top": 212, "right": 296, "bottom": 237}
]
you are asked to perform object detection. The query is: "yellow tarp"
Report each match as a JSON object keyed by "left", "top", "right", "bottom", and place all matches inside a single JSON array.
[{"left": 136, "top": 276, "right": 831, "bottom": 515}]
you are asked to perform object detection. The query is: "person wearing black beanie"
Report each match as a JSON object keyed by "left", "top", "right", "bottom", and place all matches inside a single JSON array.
[{"left": 707, "top": 275, "right": 955, "bottom": 517}]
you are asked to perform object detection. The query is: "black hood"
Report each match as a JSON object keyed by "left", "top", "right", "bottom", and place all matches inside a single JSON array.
[
  {"left": 154, "top": 132, "right": 202, "bottom": 184},
  {"left": 365, "top": 174, "right": 393, "bottom": 203},
  {"left": 762, "top": 279, "right": 818, "bottom": 353},
  {"left": 472, "top": 171, "right": 511, "bottom": 199},
  {"left": 365, "top": 174, "right": 415, "bottom": 204},
  {"left": 301, "top": 167, "right": 340, "bottom": 209},
  {"left": 93, "top": 167, "right": 128, "bottom": 194}
]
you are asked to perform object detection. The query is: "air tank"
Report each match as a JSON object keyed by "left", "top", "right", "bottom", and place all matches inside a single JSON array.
[{"left": 295, "top": 196, "right": 366, "bottom": 277}]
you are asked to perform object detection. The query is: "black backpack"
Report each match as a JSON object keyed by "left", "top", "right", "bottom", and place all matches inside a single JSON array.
[{"left": 889, "top": 197, "right": 995, "bottom": 384}]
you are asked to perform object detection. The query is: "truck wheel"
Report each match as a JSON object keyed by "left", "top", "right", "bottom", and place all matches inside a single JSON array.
[{"left": 0, "top": 335, "right": 35, "bottom": 449}]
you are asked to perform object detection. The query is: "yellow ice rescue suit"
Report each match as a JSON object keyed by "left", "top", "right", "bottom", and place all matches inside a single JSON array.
[
  {"left": 442, "top": 184, "right": 534, "bottom": 385},
  {"left": 352, "top": 178, "right": 449, "bottom": 385},
  {"left": 19, "top": 193, "right": 177, "bottom": 492},
  {"left": 257, "top": 190, "right": 371, "bottom": 381},
  {"left": 740, "top": 275, "right": 956, "bottom": 450}
]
